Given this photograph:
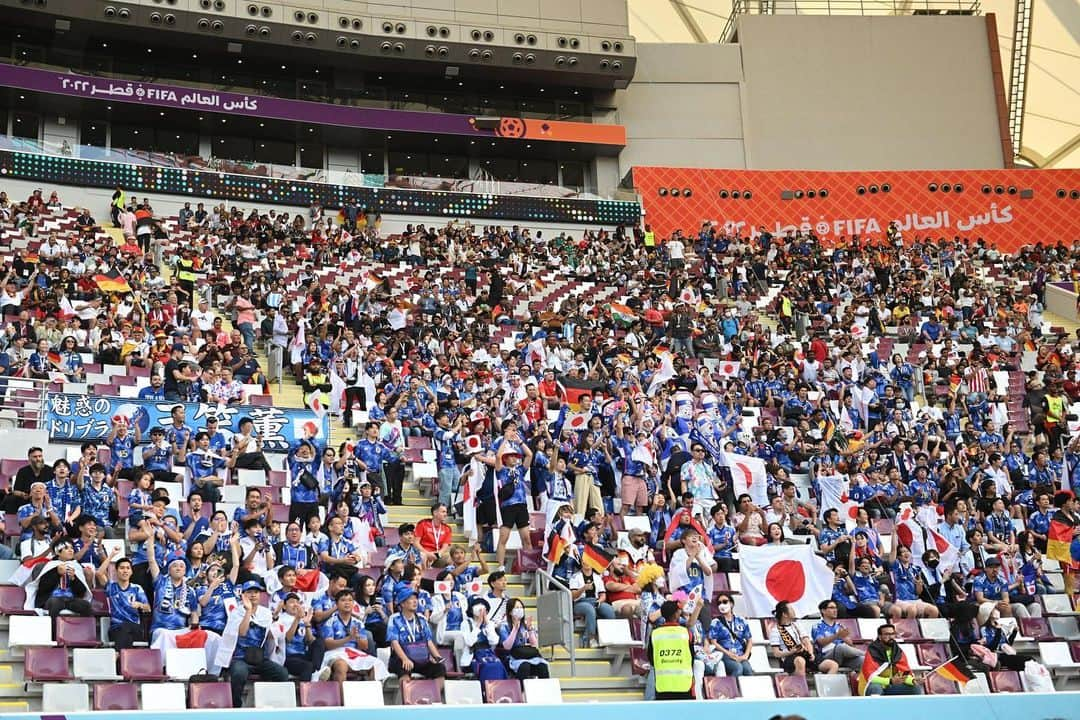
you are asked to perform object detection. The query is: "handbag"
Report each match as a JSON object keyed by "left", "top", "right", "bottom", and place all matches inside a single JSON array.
[
  {"left": 298, "top": 470, "right": 320, "bottom": 491},
  {"left": 510, "top": 644, "right": 541, "bottom": 660},
  {"left": 188, "top": 671, "right": 219, "bottom": 683},
  {"left": 498, "top": 479, "right": 517, "bottom": 503},
  {"left": 404, "top": 641, "right": 430, "bottom": 664}
]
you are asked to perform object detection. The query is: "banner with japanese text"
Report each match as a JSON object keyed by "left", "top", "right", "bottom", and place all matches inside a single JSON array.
[
  {"left": 44, "top": 393, "right": 328, "bottom": 452},
  {"left": 633, "top": 166, "right": 1080, "bottom": 253}
]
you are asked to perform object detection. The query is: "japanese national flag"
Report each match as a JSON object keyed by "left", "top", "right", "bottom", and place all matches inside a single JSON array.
[
  {"left": 738, "top": 542, "right": 834, "bottom": 618},
  {"left": 310, "top": 395, "right": 327, "bottom": 419},
  {"left": 223, "top": 597, "right": 239, "bottom": 615},
  {"left": 723, "top": 452, "right": 768, "bottom": 507},
  {"left": 714, "top": 361, "right": 741, "bottom": 379},
  {"left": 433, "top": 579, "right": 453, "bottom": 595},
  {"left": 465, "top": 578, "right": 485, "bottom": 597},
  {"left": 565, "top": 413, "right": 590, "bottom": 431},
  {"left": 895, "top": 510, "right": 959, "bottom": 574},
  {"left": 816, "top": 473, "right": 859, "bottom": 528}
]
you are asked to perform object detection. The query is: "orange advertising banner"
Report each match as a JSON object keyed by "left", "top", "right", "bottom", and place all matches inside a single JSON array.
[{"left": 632, "top": 167, "right": 1080, "bottom": 253}]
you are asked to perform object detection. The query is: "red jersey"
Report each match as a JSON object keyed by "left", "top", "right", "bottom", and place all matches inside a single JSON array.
[{"left": 414, "top": 518, "right": 452, "bottom": 553}]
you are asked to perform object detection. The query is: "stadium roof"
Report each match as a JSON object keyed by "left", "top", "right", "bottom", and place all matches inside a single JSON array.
[{"left": 627, "top": 0, "right": 1079, "bottom": 168}]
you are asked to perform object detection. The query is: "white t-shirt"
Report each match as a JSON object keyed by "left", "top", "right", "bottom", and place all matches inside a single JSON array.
[{"left": 668, "top": 239, "right": 685, "bottom": 260}]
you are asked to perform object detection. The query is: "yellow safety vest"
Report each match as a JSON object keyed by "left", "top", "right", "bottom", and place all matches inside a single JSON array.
[
  {"left": 1047, "top": 394, "right": 1065, "bottom": 424},
  {"left": 644, "top": 231, "right": 655, "bottom": 247},
  {"left": 651, "top": 625, "right": 693, "bottom": 694},
  {"left": 176, "top": 259, "right": 196, "bottom": 282},
  {"left": 112, "top": 190, "right": 126, "bottom": 209}
]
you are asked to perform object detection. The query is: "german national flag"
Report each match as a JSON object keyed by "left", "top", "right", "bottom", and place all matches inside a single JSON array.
[
  {"left": 1047, "top": 515, "right": 1075, "bottom": 564},
  {"left": 46, "top": 351, "right": 62, "bottom": 367},
  {"left": 94, "top": 269, "right": 132, "bottom": 294},
  {"left": 545, "top": 531, "right": 570, "bottom": 564},
  {"left": 932, "top": 656, "right": 975, "bottom": 684},
  {"left": 581, "top": 544, "right": 613, "bottom": 574}
]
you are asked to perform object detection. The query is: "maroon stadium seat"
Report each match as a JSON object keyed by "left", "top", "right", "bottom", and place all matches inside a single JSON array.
[
  {"left": 189, "top": 682, "right": 233, "bottom": 709},
  {"left": 774, "top": 673, "right": 810, "bottom": 698},
  {"left": 0, "top": 585, "right": 32, "bottom": 615},
  {"left": 90, "top": 588, "right": 110, "bottom": 616},
  {"left": 704, "top": 676, "right": 740, "bottom": 699},
  {"left": 3, "top": 514, "right": 20, "bottom": 539},
  {"left": 24, "top": 647, "right": 73, "bottom": 681},
  {"left": 892, "top": 618, "right": 922, "bottom": 642},
  {"left": 119, "top": 648, "right": 166, "bottom": 681},
  {"left": 923, "top": 673, "right": 959, "bottom": 695},
  {"left": 400, "top": 677, "right": 442, "bottom": 705},
  {"left": 630, "top": 646, "right": 651, "bottom": 676},
  {"left": 299, "top": 681, "right": 342, "bottom": 707},
  {"left": 916, "top": 642, "right": 949, "bottom": 667},
  {"left": 484, "top": 678, "right": 523, "bottom": 704},
  {"left": 56, "top": 615, "right": 100, "bottom": 647},
  {"left": 1019, "top": 617, "right": 1055, "bottom": 641},
  {"left": 988, "top": 670, "right": 1023, "bottom": 693},
  {"left": 93, "top": 683, "right": 139, "bottom": 711}
]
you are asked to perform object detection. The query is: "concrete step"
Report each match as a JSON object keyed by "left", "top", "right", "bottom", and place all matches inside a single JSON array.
[
  {"left": 0, "top": 700, "right": 30, "bottom": 713},
  {"left": 561, "top": 689, "right": 644, "bottom": 703},
  {"left": 556, "top": 676, "right": 642, "bottom": 691},
  {"left": 549, "top": 659, "right": 614, "bottom": 677},
  {"left": 0, "top": 683, "right": 25, "bottom": 698}
]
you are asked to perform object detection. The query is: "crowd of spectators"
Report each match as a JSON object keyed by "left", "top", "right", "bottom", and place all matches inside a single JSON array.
[{"left": 3, "top": 185, "right": 1080, "bottom": 702}]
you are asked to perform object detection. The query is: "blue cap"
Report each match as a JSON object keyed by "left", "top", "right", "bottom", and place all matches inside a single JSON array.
[
  {"left": 394, "top": 582, "right": 417, "bottom": 605},
  {"left": 166, "top": 552, "right": 187, "bottom": 567},
  {"left": 239, "top": 580, "right": 263, "bottom": 593}
]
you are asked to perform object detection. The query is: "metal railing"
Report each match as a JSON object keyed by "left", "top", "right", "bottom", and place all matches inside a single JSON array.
[
  {"left": 0, "top": 376, "right": 52, "bottom": 430},
  {"left": 721, "top": 0, "right": 981, "bottom": 41}
]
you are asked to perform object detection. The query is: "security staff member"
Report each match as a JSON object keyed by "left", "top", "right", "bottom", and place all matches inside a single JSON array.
[{"left": 650, "top": 600, "right": 694, "bottom": 700}]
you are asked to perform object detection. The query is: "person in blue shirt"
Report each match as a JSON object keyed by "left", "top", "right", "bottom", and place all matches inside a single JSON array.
[
  {"left": 708, "top": 503, "right": 738, "bottom": 572},
  {"left": 186, "top": 431, "right": 233, "bottom": 504},
  {"left": 353, "top": 422, "right": 395, "bottom": 498},
  {"left": 181, "top": 492, "right": 210, "bottom": 545},
  {"left": 288, "top": 438, "right": 323, "bottom": 526},
  {"left": 386, "top": 585, "right": 445, "bottom": 678},
  {"left": 972, "top": 557, "right": 1014, "bottom": 616},
  {"left": 197, "top": 542, "right": 242, "bottom": 637},
  {"left": 46, "top": 459, "right": 80, "bottom": 523},
  {"left": 96, "top": 553, "right": 150, "bottom": 649},
  {"left": 318, "top": 586, "right": 386, "bottom": 681},
  {"left": 201, "top": 415, "right": 229, "bottom": 454},
  {"left": 79, "top": 463, "right": 115, "bottom": 532},
  {"left": 433, "top": 411, "right": 465, "bottom": 509},
  {"left": 708, "top": 592, "right": 754, "bottom": 676},
  {"left": 497, "top": 596, "right": 550, "bottom": 680},
  {"left": 141, "top": 426, "right": 181, "bottom": 484},
  {"left": 811, "top": 599, "right": 865, "bottom": 672},
  {"left": 138, "top": 373, "right": 166, "bottom": 401},
  {"left": 17, "top": 481, "right": 61, "bottom": 542},
  {"left": 165, "top": 404, "right": 195, "bottom": 455},
  {"left": 281, "top": 593, "right": 322, "bottom": 680},
  {"left": 227, "top": 580, "right": 289, "bottom": 707},
  {"left": 106, "top": 416, "right": 140, "bottom": 482},
  {"left": 1027, "top": 491, "right": 1054, "bottom": 552},
  {"left": 147, "top": 547, "right": 199, "bottom": 640},
  {"left": 494, "top": 442, "right": 534, "bottom": 571}
]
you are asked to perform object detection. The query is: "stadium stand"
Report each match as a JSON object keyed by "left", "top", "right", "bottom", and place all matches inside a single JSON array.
[{"left": 0, "top": 186, "right": 1079, "bottom": 714}]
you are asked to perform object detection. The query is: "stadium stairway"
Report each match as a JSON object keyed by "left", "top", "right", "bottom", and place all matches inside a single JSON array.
[{"left": 227, "top": 308, "right": 646, "bottom": 703}]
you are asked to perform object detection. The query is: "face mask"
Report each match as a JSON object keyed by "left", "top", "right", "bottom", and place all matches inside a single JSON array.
[
  {"left": 511, "top": 607, "right": 525, "bottom": 620},
  {"left": 926, "top": 559, "right": 940, "bottom": 569}
]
